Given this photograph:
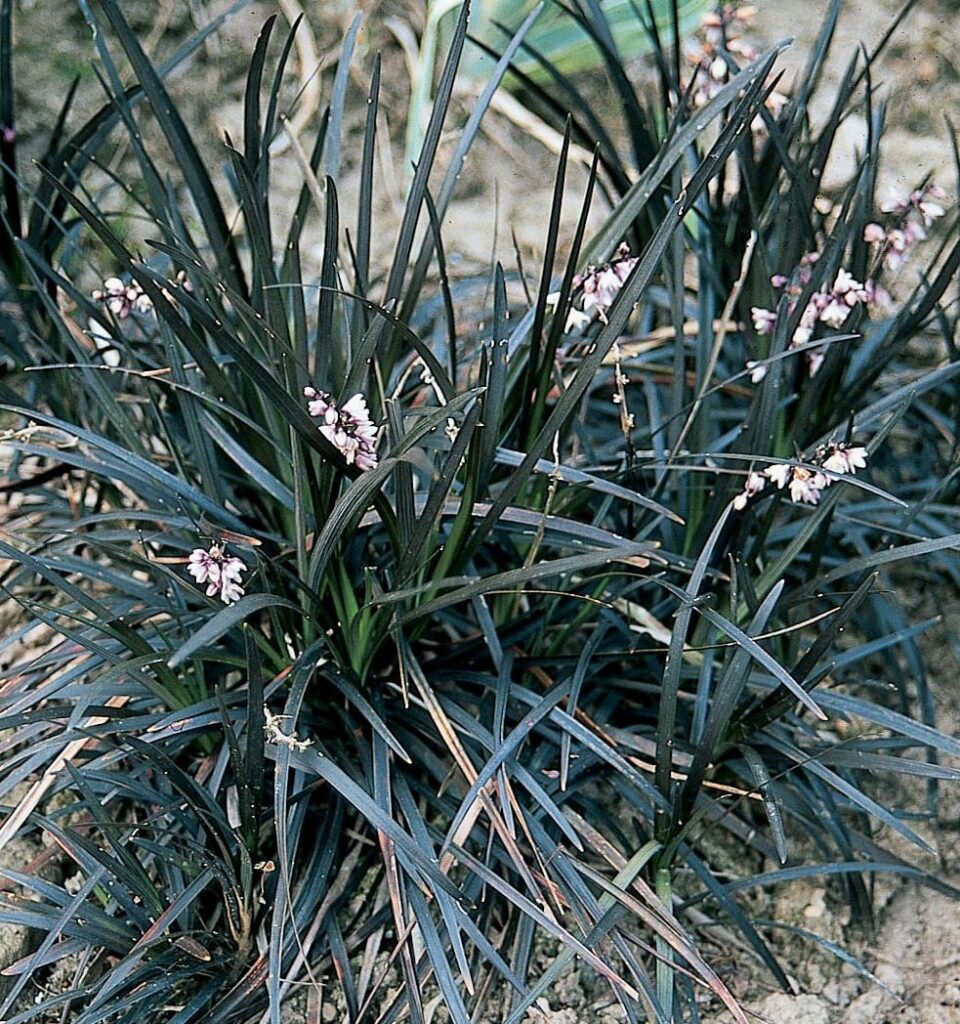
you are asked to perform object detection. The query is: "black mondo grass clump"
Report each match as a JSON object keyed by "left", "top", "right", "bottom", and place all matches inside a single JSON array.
[{"left": 1, "top": 1, "right": 960, "bottom": 1022}]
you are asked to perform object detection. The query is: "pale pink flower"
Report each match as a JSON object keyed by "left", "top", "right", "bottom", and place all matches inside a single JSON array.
[
  {"left": 556, "top": 302, "right": 591, "bottom": 332},
  {"left": 882, "top": 230, "right": 910, "bottom": 272},
  {"left": 792, "top": 298, "right": 821, "bottom": 344},
  {"left": 746, "top": 360, "right": 767, "bottom": 384},
  {"left": 188, "top": 544, "right": 247, "bottom": 605},
  {"left": 304, "top": 388, "right": 335, "bottom": 420},
  {"left": 612, "top": 255, "right": 636, "bottom": 285},
  {"left": 782, "top": 268, "right": 868, "bottom": 338},
  {"left": 882, "top": 184, "right": 948, "bottom": 225},
  {"left": 763, "top": 463, "right": 792, "bottom": 489},
  {"left": 574, "top": 244, "right": 638, "bottom": 315},
  {"left": 304, "top": 387, "right": 379, "bottom": 471},
  {"left": 818, "top": 295, "right": 851, "bottom": 330},
  {"left": 593, "top": 266, "right": 624, "bottom": 309},
  {"left": 340, "top": 394, "right": 377, "bottom": 435},
  {"left": 763, "top": 463, "right": 824, "bottom": 505},
  {"left": 751, "top": 307, "right": 778, "bottom": 335},
  {"left": 832, "top": 268, "right": 867, "bottom": 300},
  {"left": 806, "top": 350, "right": 825, "bottom": 377},
  {"left": 816, "top": 269, "right": 869, "bottom": 329},
  {"left": 689, "top": 8, "right": 761, "bottom": 107},
  {"left": 733, "top": 471, "right": 766, "bottom": 510},
  {"left": 919, "top": 199, "right": 946, "bottom": 225},
  {"left": 788, "top": 467, "right": 828, "bottom": 505},
  {"left": 821, "top": 443, "right": 868, "bottom": 476},
  {"left": 579, "top": 276, "right": 600, "bottom": 311},
  {"left": 690, "top": 76, "right": 723, "bottom": 109},
  {"left": 863, "top": 222, "right": 886, "bottom": 244}
]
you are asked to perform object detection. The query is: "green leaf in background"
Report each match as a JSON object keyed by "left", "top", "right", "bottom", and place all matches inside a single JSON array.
[{"left": 466, "top": 0, "right": 709, "bottom": 81}]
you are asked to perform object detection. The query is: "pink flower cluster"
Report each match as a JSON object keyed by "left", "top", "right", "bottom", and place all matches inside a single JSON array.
[
  {"left": 864, "top": 183, "right": 948, "bottom": 272},
  {"left": 747, "top": 184, "right": 950, "bottom": 384},
  {"left": 686, "top": 5, "right": 787, "bottom": 121},
  {"left": 733, "top": 442, "right": 868, "bottom": 510},
  {"left": 188, "top": 544, "right": 247, "bottom": 604},
  {"left": 572, "top": 243, "right": 638, "bottom": 317},
  {"left": 91, "top": 276, "right": 153, "bottom": 319},
  {"left": 91, "top": 270, "right": 193, "bottom": 320},
  {"left": 749, "top": 255, "right": 884, "bottom": 379},
  {"left": 304, "top": 387, "right": 378, "bottom": 471}
]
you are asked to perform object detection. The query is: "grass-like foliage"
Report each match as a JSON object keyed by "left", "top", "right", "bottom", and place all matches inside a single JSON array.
[{"left": 1, "top": 1, "right": 959, "bottom": 1021}]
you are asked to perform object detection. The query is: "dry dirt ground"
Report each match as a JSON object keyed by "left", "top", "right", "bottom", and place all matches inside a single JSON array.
[
  {"left": 9, "top": 0, "right": 960, "bottom": 281},
  {"left": 4, "top": 0, "right": 960, "bottom": 1022}
]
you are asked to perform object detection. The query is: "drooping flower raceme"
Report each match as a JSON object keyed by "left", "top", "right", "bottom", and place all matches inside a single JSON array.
[
  {"left": 864, "top": 182, "right": 948, "bottom": 272},
  {"left": 304, "top": 387, "right": 378, "bottom": 471},
  {"left": 749, "top": 256, "right": 873, "bottom": 379},
  {"left": 732, "top": 441, "right": 869, "bottom": 510},
  {"left": 685, "top": 5, "right": 788, "bottom": 130},
  {"left": 188, "top": 544, "right": 247, "bottom": 605},
  {"left": 548, "top": 244, "right": 640, "bottom": 332},
  {"left": 91, "top": 270, "right": 193, "bottom": 324}
]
